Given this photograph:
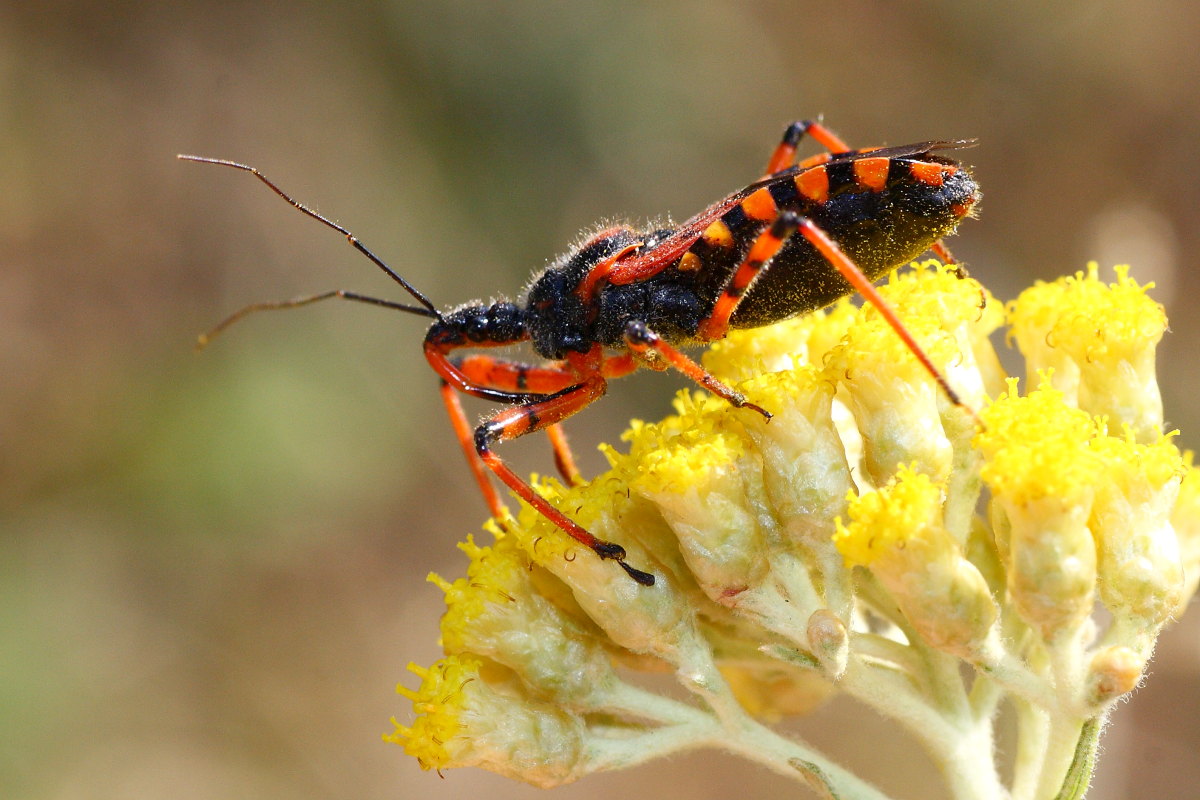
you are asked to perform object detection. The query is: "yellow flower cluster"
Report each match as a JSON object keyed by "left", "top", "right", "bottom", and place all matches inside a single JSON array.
[{"left": 390, "top": 261, "right": 1195, "bottom": 800}]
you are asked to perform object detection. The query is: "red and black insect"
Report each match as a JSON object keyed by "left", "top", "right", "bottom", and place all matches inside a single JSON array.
[{"left": 182, "top": 120, "right": 980, "bottom": 587}]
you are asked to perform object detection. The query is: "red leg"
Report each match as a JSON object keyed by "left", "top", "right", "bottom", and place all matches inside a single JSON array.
[
  {"left": 794, "top": 218, "right": 980, "bottom": 424},
  {"left": 544, "top": 424, "right": 582, "bottom": 486},
  {"left": 431, "top": 343, "right": 647, "bottom": 506},
  {"left": 538, "top": 355, "right": 639, "bottom": 486},
  {"left": 764, "top": 120, "right": 852, "bottom": 175},
  {"left": 930, "top": 239, "right": 966, "bottom": 274},
  {"left": 439, "top": 381, "right": 510, "bottom": 522},
  {"left": 696, "top": 211, "right": 800, "bottom": 341},
  {"left": 451, "top": 351, "right": 641, "bottom": 485},
  {"left": 450, "top": 351, "right": 640, "bottom": 391},
  {"left": 425, "top": 340, "right": 555, "bottom": 405},
  {"left": 623, "top": 320, "right": 771, "bottom": 420},
  {"left": 451, "top": 355, "right": 585, "bottom": 484},
  {"left": 473, "top": 370, "right": 656, "bottom": 585},
  {"left": 453, "top": 354, "right": 578, "bottom": 395}
]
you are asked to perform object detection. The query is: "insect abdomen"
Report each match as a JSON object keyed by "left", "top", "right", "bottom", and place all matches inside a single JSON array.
[{"left": 690, "top": 155, "right": 979, "bottom": 330}]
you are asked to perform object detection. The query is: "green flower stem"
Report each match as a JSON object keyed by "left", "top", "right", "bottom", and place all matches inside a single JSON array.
[
  {"left": 601, "top": 656, "right": 901, "bottom": 798},
  {"left": 585, "top": 719, "right": 723, "bottom": 773},
  {"left": 974, "top": 633, "right": 1057, "bottom": 709},
  {"left": 761, "top": 615, "right": 961, "bottom": 748},
  {"left": 838, "top": 654, "right": 958, "bottom": 746},
  {"left": 1048, "top": 625, "right": 1092, "bottom": 715},
  {"left": 602, "top": 682, "right": 721, "bottom": 728},
  {"left": 938, "top": 719, "right": 1006, "bottom": 800},
  {"left": 666, "top": 636, "right": 895, "bottom": 799},
  {"left": 718, "top": 725, "right": 893, "bottom": 800},
  {"left": 1052, "top": 718, "right": 1103, "bottom": 800},
  {"left": 1034, "top": 715, "right": 1089, "bottom": 800},
  {"left": 966, "top": 672, "right": 1004, "bottom": 724},
  {"left": 942, "top": 419, "right": 985, "bottom": 544},
  {"left": 1011, "top": 699, "right": 1050, "bottom": 800},
  {"left": 856, "top": 643, "right": 1007, "bottom": 800},
  {"left": 850, "top": 631, "right": 924, "bottom": 677},
  {"left": 919, "top": 645, "right": 972, "bottom": 717}
]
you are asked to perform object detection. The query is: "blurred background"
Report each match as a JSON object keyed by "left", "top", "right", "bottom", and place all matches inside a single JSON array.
[{"left": 2, "top": 1, "right": 1198, "bottom": 798}]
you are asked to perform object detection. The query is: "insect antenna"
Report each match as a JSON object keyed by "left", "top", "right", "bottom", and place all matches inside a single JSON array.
[
  {"left": 178, "top": 154, "right": 445, "bottom": 327},
  {"left": 195, "top": 289, "right": 438, "bottom": 350}
]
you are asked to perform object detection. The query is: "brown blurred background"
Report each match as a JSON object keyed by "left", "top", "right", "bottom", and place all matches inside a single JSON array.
[{"left": 2, "top": 1, "right": 1198, "bottom": 798}]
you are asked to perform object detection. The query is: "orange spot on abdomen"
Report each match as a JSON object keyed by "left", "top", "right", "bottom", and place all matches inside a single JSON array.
[
  {"left": 853, "top": 157, "right": 890, "bottom": 191},
  {"left": 741, "top": 187, "right": 778, "bottom": 221},
  {"left": 702, "top": 219, "right": 735, "bottom": 249},
  {"left": 910, "top": 161, "right": 954, "bottom": 186},
  {"left": 795, "top": 165, "right": 829, "bottom": 203}
]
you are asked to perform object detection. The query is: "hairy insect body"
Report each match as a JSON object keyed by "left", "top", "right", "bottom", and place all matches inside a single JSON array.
[
  {"left": 514, "top": 150, "right": 979, "bottom": 361},
  {"left": 185, "top": 122, "right": 981, "bottom": 586}
]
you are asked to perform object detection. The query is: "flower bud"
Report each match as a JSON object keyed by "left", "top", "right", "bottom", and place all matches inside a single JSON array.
[
  {"left": 835, "top": 466, "right": 997, "bottom": 657},
  {"left": 1170, "top": 463, "right": 1200, "bottom": 617},
  {"left": 1089, "top": 432, "right": 1185, "bottom": 628},
  {"left": 976, "top": 379, "right": 1102, "bottom": 637},
  {"left": 1009, "top": 264, "right": 1166, "bottom": 441},
  {"left": 390, "top": 656, "right": 588, "bottom": 787},
  {"left": 633, "top": 425, "right": 770, "bottom": 603},
  {"left": 826, "top": 308, "right": 954, "bottom": 488},
  {"left": 1087, "top": 646, "right": 1145, "bottom": 705},
  {"left": 507, "top": 475, "right": 695, "bottom": 663},
  {"left": 432, "top": 535, "right": 620, "bottom": 705},
  {"left": 736, "top": 368, "right": 853, "bottom": 555}
]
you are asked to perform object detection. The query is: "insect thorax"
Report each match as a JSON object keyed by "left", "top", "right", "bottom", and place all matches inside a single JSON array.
[{"left": 525, "top": 227, "right": 702, "bottom": 359}]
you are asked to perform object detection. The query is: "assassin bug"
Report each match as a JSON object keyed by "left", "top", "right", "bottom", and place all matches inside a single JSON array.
[{"left": 181, "top": 119, "right": 980, "bottom": 587}]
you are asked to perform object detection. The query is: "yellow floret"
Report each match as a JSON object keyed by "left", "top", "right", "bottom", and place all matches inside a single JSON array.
[
  {"left": 975, "top": 377, "right": 1103, "bottom": 504},
  {"left": 632, "top": 428, "right": 744, "bottom": 496},
  {"left": 389, "top": 657, "right": 477, "bottom": 770},
  {"left": 702, "top": 298, "right": 858, "bottom": 383},
  {"left": 834, "top": 465, "right": 997, "bottom": 656},
  {"left": 1008, "top": 264, "right": 1167, "bottom": 438},
  {"left": 1009, "top": 264, "right": 1166, "bottom": 366},
  {"left": 1089, "top": 429, "right": 1185, "bottom": 495},
  {"left": 433, "top": 535, "right": 529, "bottom": 654},
  {"left": 1171, "top": 460, "right": 1200, "bottom": 616},
  {"left": 879, "top": 260, "right": 1003, "bottom": 330},
  {"left": 834, "top": 465, "right": 944, "bottom": 568}
]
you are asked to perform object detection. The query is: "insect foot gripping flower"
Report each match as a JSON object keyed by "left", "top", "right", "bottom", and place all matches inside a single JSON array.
[{"left": 391, "top": 261, "right": 1196, "bottom": 800}]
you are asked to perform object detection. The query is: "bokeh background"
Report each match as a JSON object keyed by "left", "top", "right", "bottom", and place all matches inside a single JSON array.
[{"left": 3, "top": 1, "right": 1199, "bottom": 798}]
